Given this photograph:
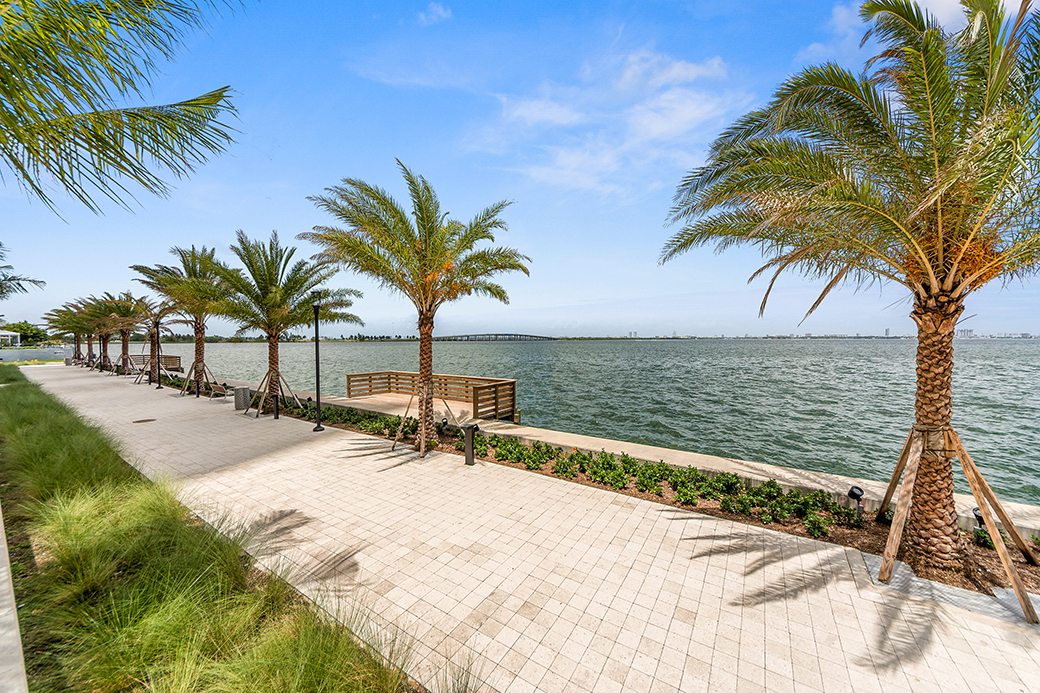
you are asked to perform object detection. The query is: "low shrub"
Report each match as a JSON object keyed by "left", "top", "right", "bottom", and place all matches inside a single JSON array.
[
  {"left": 974, "top": 528, "right": 994, "bottom": 549},
  {"left": 585, "top": 451, "right": 629, "bottom": 490},
  {"left": 674, "top": 484, "right": 699, "bottom": 506},
  {"left": 803, "top": 511, "right": 832, "bottom": 539},
  {"left": 551, "top": 454, "right": 578, "bottom": 479}
]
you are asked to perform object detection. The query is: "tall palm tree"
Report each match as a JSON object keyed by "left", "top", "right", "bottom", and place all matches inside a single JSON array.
[
  {"left": 0, "top": 243, "right": 44, "bottom": 300},
  {"left": 132, "top": 246, "right": 222, "bottom": 393},
  {"left": 213, "top": 230, "right": 362, "bottom": 413},
  {"left": 303, "top": 160, "right": 530, "bottom": 454},
  {"left": 1, "top": 0, "right": 235, "bottom": 211},
  {"left": 662, "top": 0, "right": 1040, "bottom": 573}
]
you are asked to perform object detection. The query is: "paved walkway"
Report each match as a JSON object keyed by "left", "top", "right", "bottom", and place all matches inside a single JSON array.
[{"left": 23, "top": 366, "right": 1040, "bottom": 692}]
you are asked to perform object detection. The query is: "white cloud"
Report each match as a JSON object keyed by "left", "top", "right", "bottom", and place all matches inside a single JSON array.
[
  {"left": 500, "top": 97, "right": 586, "bottom": 127},
  {"left": 470, "top": 49, "right": 745, "bottom": 195},
  {"left": 418, "top": 2, "right": 452, "bottom": 26},
  {"left": 796, "top": 3, "right": 861, "bottom": 64},
  {"left": 616, "top": 52, "right": 727, "bottom": 90},
  {"left": 626, "top": 87, "right": 728, "bottom": 142}
]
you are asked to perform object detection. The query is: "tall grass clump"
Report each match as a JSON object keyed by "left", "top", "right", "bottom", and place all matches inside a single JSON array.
[{"left": 0, "top": 366, "right": 413, "bottom": 692}]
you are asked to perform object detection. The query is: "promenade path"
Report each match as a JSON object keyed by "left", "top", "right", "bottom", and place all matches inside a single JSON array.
[{"left": 23, "top": 366, "right": 1040, "bottom": 692}]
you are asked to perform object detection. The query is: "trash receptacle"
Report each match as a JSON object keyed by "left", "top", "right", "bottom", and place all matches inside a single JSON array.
[
  {"left": 64, "top": 357, "right": 73, "bottom": 366},
  {"left": 234, "top": 387, "right": 252, "bottom": 411}
]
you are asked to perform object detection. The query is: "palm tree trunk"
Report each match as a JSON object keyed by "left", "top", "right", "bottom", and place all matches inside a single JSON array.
[
  {"left": 902, "top": 298, "right": 965, "bottom": 572},
  {"left": 120, "top": 330, "right": 130, "bottom": 373},
  {"left": 99, "top": 334, "right": 110, "bottom": 370},
  {"left": 194, "top": 315, "right": 206, "bottom": 392},
  {"left": 267, "top": 334, "right": 280, "bottom": 413},
  {"left": 417, "top": 313, "right": 436, "bottom": 455},
  {"left": 74, "top": 334, "right": 82, "bottom": 361},
  {"left": 86, "top": 335, "right": 94, "bottom": 365},
  {"left": 149, "top": 327, "right": 159, "bottom": 383}
]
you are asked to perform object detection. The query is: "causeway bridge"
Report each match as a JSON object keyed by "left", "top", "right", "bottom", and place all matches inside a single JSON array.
[{"left": 433, "top": 333, "right": 557, "bottom": 342}]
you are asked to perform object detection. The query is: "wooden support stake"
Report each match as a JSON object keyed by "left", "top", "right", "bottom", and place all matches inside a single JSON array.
[
  {"left": 879, "top": 431, "right": 923, "bottom": 583},
  {"left": 878, "top": 429, "right": 915, "bottom": 519},
  {"left": 949, "top": 430, "right": 1039, "bottom": 566},
  {"left": 948, "top": 431, "right": 1039, "bottom": 624},
  {"left": 247, "top": 371, "right": 272, "bottom": 418}
]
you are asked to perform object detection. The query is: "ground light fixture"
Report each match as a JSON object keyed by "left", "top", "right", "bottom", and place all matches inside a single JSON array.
[
  {"left": 848, "top": 485, "right": 865, "bottom": 520},
  {"left": 973, "top": 507, "right": 985, "bottom": 529},
  {"left": 311, "top": 290, "right": 324, "bottom": 432}
]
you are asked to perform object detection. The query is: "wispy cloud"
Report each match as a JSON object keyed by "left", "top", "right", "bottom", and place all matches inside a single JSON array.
[
  {"left": 418, "top": 2, "right": 452, "bottom": 26},
  {"left": 795, "top": 2, "right": 862, "bottom": 64},
  {"left": 499, "top": 96, "right": 587, "bottom": 127},
  {"left": 470, "top": 50, "right": 749, "bottom": 195}
]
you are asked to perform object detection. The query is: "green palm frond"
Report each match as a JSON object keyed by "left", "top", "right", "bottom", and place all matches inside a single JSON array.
[
  {"left": 664, "top": 0, "right": 1040, "bottom": 317},
  {"left": 0, "top": 0, "right": 235, "bottom": 211},
  {"left": 303, "top": 160, "right": 530, "bottom": 317},
  {"left": 213, "top": 230, "right": 362, "bottom": 338},
  {"left": 0, "top": 243, "right": 45, "bottom": 300}
]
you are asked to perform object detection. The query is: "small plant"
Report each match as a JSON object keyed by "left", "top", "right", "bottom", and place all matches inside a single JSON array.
[
  {"left": 618, "top": 453, "right": 641, "bottom": 476},
  {"left": 674, "top": 484, "right": 698, "bottom": 506},
  {"left": 634, "top": 462, "right": 668, "bottom": 495},
  {"left": 720, "top": 493, "right": 755, "bottom": 516},
  {"left": 569, "top": 449, "right": 593, "bottom": 474},
  {"left": 1032, "top": 534, "right": 1040, "bottom": 550},
  {"left": 586, "top": 451, "right": 629, "bottom": 490},
  {"left": 758, "top": 511, "right": 774, "bottom": 524},
  {"left": 552, "top": 455, "right": 578, "bottom": 479},
  {"left": 974, "top": 528, "right": 994, "bottom": 549},
  {"left": 803, "top": 511, "right": 831, "bottom": 539}
]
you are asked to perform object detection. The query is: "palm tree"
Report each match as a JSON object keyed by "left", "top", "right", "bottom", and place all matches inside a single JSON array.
[
  {"left": 662, "top": 0, "right": 1040, "bottom": 575},
  {"left": 303, "top": 160, "right": 530, "bottom": 454},
  {"left": 79, "top": 296, "right": 119, "bottom": 371},
  {"left": 42, "top": 303, "right": 90, "bottom": 361},
  {"left": 88, "top": 292, "right": 150, "bottom": 373},
  {"left": 0, "top": 243, "right": 44, "bottom": 300},
  {"left": 1, "top": 0, "right": 235, "bottom": 211},
  {"left": 212, "top": 230, "right": 362, "bottom": 413},
  {"left": 138, "top": 297, "right": 178, "bottom": 386},
  {"left": 132, "top": 246, "right": 222, "bottom": 394}
]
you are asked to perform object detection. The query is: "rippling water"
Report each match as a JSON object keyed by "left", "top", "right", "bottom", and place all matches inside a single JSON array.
[{"left": 130, "top": 338, "right": 1040, "bottom": 504}]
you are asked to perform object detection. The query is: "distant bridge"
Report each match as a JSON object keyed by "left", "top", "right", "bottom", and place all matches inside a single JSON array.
[{"left": 433, "top": 333, "right": 557, "bottom": 342}]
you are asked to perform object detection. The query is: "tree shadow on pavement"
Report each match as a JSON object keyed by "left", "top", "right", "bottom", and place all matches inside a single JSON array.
[{"left": 660, "top": 507, "right": 938, "bottom": 670}]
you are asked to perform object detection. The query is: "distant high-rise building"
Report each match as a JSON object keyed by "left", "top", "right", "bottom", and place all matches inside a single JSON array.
[{"left": 885, "top": 327, "right": 890, "bottom": 337}]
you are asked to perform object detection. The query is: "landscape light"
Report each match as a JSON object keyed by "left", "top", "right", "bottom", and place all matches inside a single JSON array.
[
  {"left": 973, "top": 507, "right": 985, "bottom": 529},
  {"left": 848, "top": 485, "right": 865, "bottom": 519}
]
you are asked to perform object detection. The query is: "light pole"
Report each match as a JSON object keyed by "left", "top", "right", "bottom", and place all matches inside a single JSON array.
[{"left": 311, "top": 290, "right": 324, "bottom": 432}]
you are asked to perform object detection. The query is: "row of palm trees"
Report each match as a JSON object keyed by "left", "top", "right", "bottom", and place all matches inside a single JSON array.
[{"left": 44, "top": 162, "right": 531, "bottom": 454}]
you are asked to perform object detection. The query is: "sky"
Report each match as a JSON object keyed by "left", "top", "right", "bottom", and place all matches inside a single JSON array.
[{"left": 4, "top": 0, "right": 1038, "bottom": 338}]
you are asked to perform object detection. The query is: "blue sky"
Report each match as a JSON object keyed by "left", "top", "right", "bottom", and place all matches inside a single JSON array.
[{"left": 4, "top": 0, "right": 1037, "bottom": 337}]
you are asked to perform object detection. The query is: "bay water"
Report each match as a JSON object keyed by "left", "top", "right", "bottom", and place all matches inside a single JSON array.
[{"left": 134, "top": 338, "right": 1040, "bottom": 505}]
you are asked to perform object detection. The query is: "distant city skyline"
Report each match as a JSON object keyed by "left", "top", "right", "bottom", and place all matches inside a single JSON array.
[{"left": 4, "top": 1, "right": 1038, "bottom": 338}]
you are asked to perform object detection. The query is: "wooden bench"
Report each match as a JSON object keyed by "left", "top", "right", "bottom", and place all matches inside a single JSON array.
[{"left": 127, "top": 353, "right": 184, "bottom": 373}]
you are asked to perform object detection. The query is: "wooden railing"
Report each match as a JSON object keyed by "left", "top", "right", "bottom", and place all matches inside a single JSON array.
[{"left": 346, "top": 371, "right": 517, "bottom": 421}]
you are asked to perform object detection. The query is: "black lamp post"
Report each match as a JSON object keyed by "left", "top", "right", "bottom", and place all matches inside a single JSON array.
[{"left": 311, "top": 290, "right": 324, "bottom": 432}]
